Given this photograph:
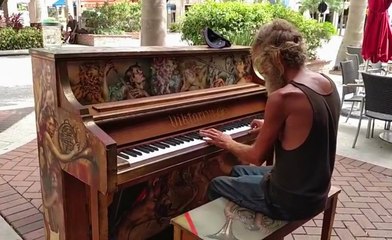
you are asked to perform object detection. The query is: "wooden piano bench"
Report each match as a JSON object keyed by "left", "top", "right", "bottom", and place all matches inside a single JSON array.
[{"left": 171, "top": 186, "right": 341, "bottom": 240}]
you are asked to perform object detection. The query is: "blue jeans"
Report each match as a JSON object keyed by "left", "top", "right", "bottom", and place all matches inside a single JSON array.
[{"left": 208, "top": 165, "right": 291, "bottom": 220}]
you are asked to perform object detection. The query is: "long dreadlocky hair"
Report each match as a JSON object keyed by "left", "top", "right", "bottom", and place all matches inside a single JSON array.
[{"left": 251, "top": 19, "right": 307, "bottom": 78}]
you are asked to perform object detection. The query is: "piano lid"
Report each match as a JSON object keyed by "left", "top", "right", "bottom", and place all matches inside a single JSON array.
[{"left": 29, "top": 45, "right": 252, "bottom": 60}]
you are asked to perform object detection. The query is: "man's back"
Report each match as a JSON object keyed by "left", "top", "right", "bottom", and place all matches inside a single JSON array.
[{"left": 268, "top": 71, "right": 341, "bottom": 219}]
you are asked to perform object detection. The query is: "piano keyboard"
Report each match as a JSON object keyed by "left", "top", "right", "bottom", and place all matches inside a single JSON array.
[{"left": 117, "top": 118, "right": 255, "bottom": 164}]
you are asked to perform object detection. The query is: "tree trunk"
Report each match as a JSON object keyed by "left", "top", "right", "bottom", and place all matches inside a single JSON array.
[
  {"left": 141, "top": 0, "right": 167, "bottom": 46},
  {"left": 333, "top": 0, "right": 367, "bottom": 69},
  {"left": 28, "top": 0, "right": 48, "bottom": 26},
  {"left": 2, "top": 0, "right": 9, "bottom": 19}
]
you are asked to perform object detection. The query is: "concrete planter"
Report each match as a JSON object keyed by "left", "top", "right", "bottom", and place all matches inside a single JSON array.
[{"left": 76, "top": 33, "right": 140, "bottom": 47}]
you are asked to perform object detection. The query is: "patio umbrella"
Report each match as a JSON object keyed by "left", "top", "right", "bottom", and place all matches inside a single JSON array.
[{"left": 362, "top": 0, "right": 392, "bottom": 63}]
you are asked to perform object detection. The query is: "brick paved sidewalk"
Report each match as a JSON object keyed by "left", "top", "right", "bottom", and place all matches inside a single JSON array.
[{"left": 0, "top": 140, "right": 392, "bottom": 240}]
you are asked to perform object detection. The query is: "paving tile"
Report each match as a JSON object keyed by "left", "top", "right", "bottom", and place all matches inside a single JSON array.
[
  {"left": 0, "top": 198, "right": 26, "bottom": 211},
  {"left": 0, "top": 189, "right": 16, "bottom": 198},
  {"left": 343, "top": 221, "right": 368, "bottom": 237},
  {"left": 6, "top": 208, "right": 40, "bottom": 224},
  {"left": 2, "top": 202, "right": 34, "bottom": 215},
  {"left": 0, "top": 193, "right": 20, "bottom": 203},
  {"left": 12, "top": 213, "right": 43, "bottom": 228},
  {"left": 335, "top": 228, "right": 356, "bottom": 240},
  {"left": 367, "top": 230, "right": 392, "bottom": 238},
  {"left": 360, "top": 209, "right": 384, "bottom": 222},
  {"left": 368, "top": 202, "right": 388, "bottom": 216},
  {"left": 22, "top": 227, "right": 44, "bottom": 240},
  {"left": 18, "top": 219, "right": 44, "bottom": 235},
  {"left": 352, "top": 214, "right": 376, "bottom": 230},
  {"left": 303, "top": 226, "right": 321, "bottom": 235}
]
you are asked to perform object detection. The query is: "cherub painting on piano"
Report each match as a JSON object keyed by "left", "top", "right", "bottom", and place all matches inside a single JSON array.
[
  {"left": 180, "top": 60, "right": 207, "bottom": 91},
  {"left": 71, "top": 63, "right": 107, "bottom": 104},
  {"left": 123, "top": 63, "right": 151, "bottom": 99},
  {"left": 234, "top": 55, "right": 253, "bottom": 84},
  {"left": 103, "top": 61, "right": 151, "bottom": 101},
  {"left": 150, "top": 57, "right": 182, "bottom": 95}
]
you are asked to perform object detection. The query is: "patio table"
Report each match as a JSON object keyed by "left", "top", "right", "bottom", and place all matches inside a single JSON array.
[{"left": 379, "top": 131, "right": 392, "bottom": 143}]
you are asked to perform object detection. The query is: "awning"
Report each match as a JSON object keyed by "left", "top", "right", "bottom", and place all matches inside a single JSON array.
[
  {"left": 52, "top": 0, "right": 65, "bottom": 7},
  {"left": 52, "top": 0, "right": 75, "bottom": 7}
]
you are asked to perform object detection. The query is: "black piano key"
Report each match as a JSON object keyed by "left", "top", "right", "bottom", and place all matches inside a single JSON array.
[
  {"left": 135, "top": 146, "right": 151, "bottom": 153},
  {"left": 172, "top": 138, "right": 184, "bottom": 144},
  {"left": 165, "top": 139, "right": 180, "bottom": 146},
  {"left": 183, "top": 135, "right": 195, "bottom": 141},
  {"left": 123, "top": 149, "right": 141, "bottom": 157},
  {"left": 162, "top": 139, "right": 176, "bottom": 146},
  {"left": 118, "top": 152, "right": 130, "bottom": 159},
  {"left": 145, "top": 144, "right": 159, "bottom": 151},
  {"left": 159, "top": 142, "right": 171, "bottom": 148},
  {"left": 187, "top": 132, "right": 201, "bottom": 139},
  {"left": 177, "top": 136, "right": 191, "bottom": 142},
  {"left": 151, "top": 142, "right": 168, "bottom": 149},
  {"left": 122, "top": 150, "right": 137, "bottom": 157}
]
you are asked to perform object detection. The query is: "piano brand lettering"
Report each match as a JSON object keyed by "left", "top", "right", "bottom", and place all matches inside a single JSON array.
[{"left": 169, "top": 108, "right": 226, "bottom": 127}]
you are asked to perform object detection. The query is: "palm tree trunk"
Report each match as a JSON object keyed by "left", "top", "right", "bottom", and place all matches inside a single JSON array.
[
  {"left": 333, "top": 0, "right": 367, "bottom": 69},
  {"left": 141, "top": 0, "right": 167, "bottom": 46},
  {"left": 2, "top": 0, "right": 9, "bottom": 19}
]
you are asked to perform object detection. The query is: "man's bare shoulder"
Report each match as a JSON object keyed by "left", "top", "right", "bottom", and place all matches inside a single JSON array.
[{"left": 270, "top": 84, "right": 304, "bottom": 101}]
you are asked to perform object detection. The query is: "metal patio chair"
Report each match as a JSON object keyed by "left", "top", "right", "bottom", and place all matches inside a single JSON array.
[{"left": 352, "top": 72, "right": 392, "bottom": 148}]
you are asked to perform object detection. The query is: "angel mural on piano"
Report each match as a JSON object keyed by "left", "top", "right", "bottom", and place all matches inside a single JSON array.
[
  {"left": 123, "top": 63, "right": 150, "bottom": 99},
  {"left": 37, "top": 95, "right": 90, "bottom": 239},
  {"left": 206, "top": 56, "right": 238, "bottom": 88},
  {"left": 102, "top": 61, "right": 151, "bottom": 101},
  {"left": 70, "top": 63, "right": 108, "bottom": 104},
  {"left": 180, "top": 60, "right": 207, "bottom": 92},
  {"left": 234, "top": 56, "right": 252, "bottom": 84},
  {"left": 224, "top": 55, "right": 236, "bottom": 85},
  {"left": 150, "top": 58, "right": 182, "bottom": 95}
]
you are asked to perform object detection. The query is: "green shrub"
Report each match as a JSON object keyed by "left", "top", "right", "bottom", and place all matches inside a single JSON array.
[
  {"left": 181, "top": 1, "right": 336, "bottom": 59},
  {"left": 181, "top": 1, "right": 272, "bottom": 46},
  {"left": 82, "top": 1, "right": 141, "bottom": 34},
  {"left": 0, "top": 27, "right": 43, "bottom": 50}
]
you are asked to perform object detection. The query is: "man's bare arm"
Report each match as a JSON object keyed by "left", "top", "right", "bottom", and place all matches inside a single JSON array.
[{"left": 200, "top": 91, "right": 287, "bottom": 165}]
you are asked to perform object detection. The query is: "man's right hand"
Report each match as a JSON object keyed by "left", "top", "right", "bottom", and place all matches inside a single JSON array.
[{"left": 249, "top": 119, "right": 264, "bottom": 135}]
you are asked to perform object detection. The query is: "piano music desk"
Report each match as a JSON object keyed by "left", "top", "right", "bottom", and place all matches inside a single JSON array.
[{"left": 171, "top": 186, "right": 341, "bottom": 240}]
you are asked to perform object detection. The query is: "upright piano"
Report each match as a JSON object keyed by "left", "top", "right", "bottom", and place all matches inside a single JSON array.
[{"left": 30, "top": 46, "right": 268, "bottom": 240}]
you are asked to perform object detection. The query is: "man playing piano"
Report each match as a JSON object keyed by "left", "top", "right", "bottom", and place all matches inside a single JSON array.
[{"left": 199, "top": 19, "right": 340, "bottom": 221}]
